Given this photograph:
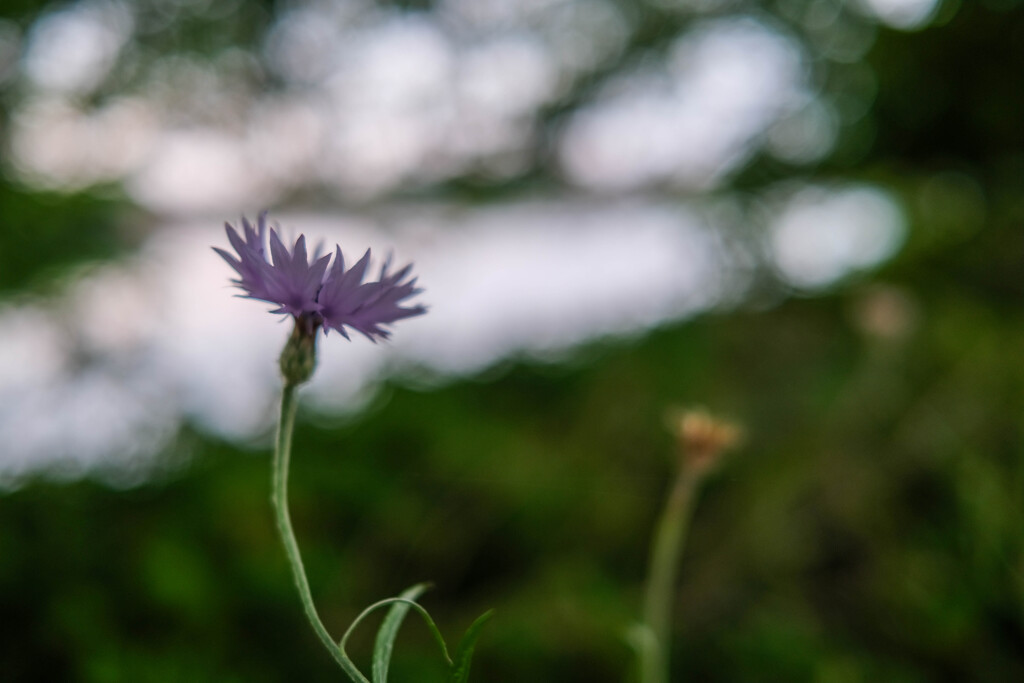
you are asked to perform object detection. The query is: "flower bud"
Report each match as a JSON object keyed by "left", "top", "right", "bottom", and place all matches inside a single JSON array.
[
  {"left": 667, "top": 408, "right": 741, "bottom": 474},
  {"left": 280, "top": 318, "right": 318, "bottom": 385}
]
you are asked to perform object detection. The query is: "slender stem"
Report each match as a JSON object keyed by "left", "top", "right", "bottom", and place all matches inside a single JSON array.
[
  {"left": 274, "top": 381, "right": 370, "bottom": 682},
  {"left": 640, "top": 465, "right": 700, "bottom": 683}
]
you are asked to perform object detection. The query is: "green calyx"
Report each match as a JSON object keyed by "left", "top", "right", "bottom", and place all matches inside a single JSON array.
[{"left": 279, "top": 318, "right": 318, "bottom": 385}]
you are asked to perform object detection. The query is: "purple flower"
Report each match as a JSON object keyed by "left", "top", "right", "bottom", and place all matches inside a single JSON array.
[{"left": 216, "top": 213, "right": 426, "bottom": 341}]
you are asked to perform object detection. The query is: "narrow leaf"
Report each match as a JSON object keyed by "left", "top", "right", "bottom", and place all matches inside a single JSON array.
[
  {"left": 447, "top": 610, "right": 495, "bottom": 683},
  {"left": 372, "top": 583, "right": 429, "bottom": 683}
]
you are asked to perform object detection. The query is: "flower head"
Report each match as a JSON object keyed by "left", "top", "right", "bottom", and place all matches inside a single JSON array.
[
  {"left": 215, "top": 213, "right": 425, "bottom": 342},
  {"left": 666, "top": 407, "right": 741, "bottom": 474}
]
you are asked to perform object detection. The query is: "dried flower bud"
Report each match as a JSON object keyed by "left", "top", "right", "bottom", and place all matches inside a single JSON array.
[{"left": 666, "top": 408, "right": 741, "bottom": 474}]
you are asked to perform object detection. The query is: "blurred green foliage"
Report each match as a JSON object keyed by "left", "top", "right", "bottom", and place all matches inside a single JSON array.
[
  {"left": 2, "top": 0, "right": 1024, "bottom": 682},
  {"left": 0, "top": 184, "right": 124, "bottom": 295},
  {"left": 3, "top": 285, "right": 1023, "bottom": 680}
]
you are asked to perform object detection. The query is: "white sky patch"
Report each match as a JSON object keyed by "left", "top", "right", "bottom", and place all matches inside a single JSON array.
[
  {"left": 0, "top": 201, "right": 726, "bottom": 485},
  {"left": 765, "top": 98, "right": 838, "bottom": 164},
  {"left": 0, "top": 188, "right": 901, "bottom": 485},
  {"left": 21, "top": 0, "right": 133, "bottom": 94},
  {"left": 4, "top": 0, "right": 625, "bottom": 204},
  {"left": 0, "top": 306, "right": 68, "bottom": 396},
  {"left": 856, "top": 0, "right": 941, "bottom": 30},
  {"left": 338, "top": 15, "right": 455, "bottom": 109},
  {"left": 532, "top": 0, "right": 629, "bottom": 75},
  {"left": 246, "top": 97, "right": 326, "bottom": 188},
  {"left": 5, "top": 0, "right": 950, "bottom": 205},
  {"left": 9, "top": 97, "right": 157, "bottom": 191},
  {"left": 770, "top": 185, "right": 905, "bottom": 289},
  {"left": 381, "top": 202, "right": 722, "bottom": 374},
  {"left": 458, "top": 34, "right": 556, "bottom": 118},
  {"left": 559, "top": 17, "right": 806, "bottom": 191},
  {"left": 126, "top": 129, "right": 281, "bottom": 215},
  {"left": 437, "top": 0, "right": 562, "bottom": 29},
  {"left": 317, "top": 15, "right": 452, "bottom": 195},
  {"left": 262, "top": 4, "right": 350, "bottom": 85}
]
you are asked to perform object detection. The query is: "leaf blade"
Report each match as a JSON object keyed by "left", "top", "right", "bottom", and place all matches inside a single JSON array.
[
  {"left": 372, "top": 583, "right": 430, "bottom": 683},
  {"left": 447, "top": 610, "right": 495, "bottom": 683}
]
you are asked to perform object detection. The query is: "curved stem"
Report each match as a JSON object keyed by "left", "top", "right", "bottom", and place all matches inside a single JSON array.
[
  {"left": 640, "top": 466, "right": 700, "bottom": 683},
  {"left": 274, "top": 381, "right": 370, "bottom": 682}
]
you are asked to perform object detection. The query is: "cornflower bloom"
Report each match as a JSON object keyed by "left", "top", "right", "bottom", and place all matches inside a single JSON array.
[{"left": 215, "top": 212, "right": 426, "bottom": 342}]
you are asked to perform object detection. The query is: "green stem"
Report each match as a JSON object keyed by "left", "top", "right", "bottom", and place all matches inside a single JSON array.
[
  {"left": 640, "top": 465, "right": 700, "bottom": 683},
  {"left": 274, "top": 381, "right": 370, "bottom": 682}
]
